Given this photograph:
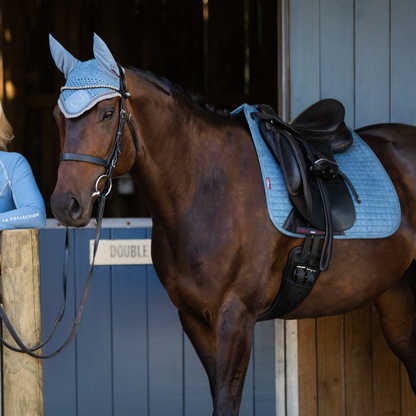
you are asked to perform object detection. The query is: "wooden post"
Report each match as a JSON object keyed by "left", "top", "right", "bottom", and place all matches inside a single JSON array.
[{"left": 1, "top": 229, "right": 44, "bottom": 416}]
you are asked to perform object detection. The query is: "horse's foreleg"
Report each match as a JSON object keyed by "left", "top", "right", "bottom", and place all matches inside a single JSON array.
[
  {"left": 179, "top": 310, "right": 217, "bottom": 399},
  {"left": 213, "top": 293, "right": 257, "bottom": 416},
  {"left": 374, "top": 261, "right": 416, "bottom": 394}
]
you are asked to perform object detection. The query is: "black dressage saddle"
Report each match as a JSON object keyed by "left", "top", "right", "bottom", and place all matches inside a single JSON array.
[{"left": 253, "top": 99, "right": 360, "bottom": 320}]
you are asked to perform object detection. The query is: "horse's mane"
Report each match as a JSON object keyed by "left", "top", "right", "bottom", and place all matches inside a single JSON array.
[{"left": 129, "top": 68, "right": 247, "bottom": 127}]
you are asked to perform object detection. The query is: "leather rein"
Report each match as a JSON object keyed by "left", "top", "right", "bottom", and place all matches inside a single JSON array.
[{"left": 0, "top": 66, "right": 139, "bottom": 358}]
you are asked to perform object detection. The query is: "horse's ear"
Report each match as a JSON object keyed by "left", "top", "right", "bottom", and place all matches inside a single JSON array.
[
  {"left": 93, "top": 33, "right": 120, "bottom": 80},
  {"left": 49, "top": 35, "right": 80, "bottom": 79}
]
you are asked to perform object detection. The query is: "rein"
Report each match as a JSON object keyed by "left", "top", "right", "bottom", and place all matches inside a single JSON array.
[{"left": 0, "top": 66, "right": 138, "bottom": 358}]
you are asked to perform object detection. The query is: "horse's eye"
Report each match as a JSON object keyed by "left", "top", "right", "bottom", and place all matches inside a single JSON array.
[{"left": 103, "top": 110, "right": 114, "bottom": 120}]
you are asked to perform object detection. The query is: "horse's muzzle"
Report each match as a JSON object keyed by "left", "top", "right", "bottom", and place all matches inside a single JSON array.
[{"left": 51, "top": 192, "right": 91, "bottom": 227}]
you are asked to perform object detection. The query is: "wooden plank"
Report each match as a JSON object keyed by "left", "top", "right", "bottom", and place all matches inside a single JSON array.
[
  {"left": 275, "top": 319, "right": 286, "bottom": 415},
  {"left": 208, "top": 0, "right": 245, "bottom": 101},
  {"left": 248, "top": 0, "right": 278, "bottom": 109},
  {"left": 278, "top": 0, "right": 290, "bottom": 120},
  {"left": 39, "top": 229, "right": 77, "bottom": 416},
  {"left": 319, "top": 0, "right": 354, "bottom": 127},
  {"left": 137, "top": 0, "right": 165, "bottom": 75},
  {"left": 289, "top": 0, "right": 320, "bottom": 120},
  {"left": 254, "top": 320, "right": 277, "bottom": 416},
  {"left": 95, "top": 0, "right": 129, "bottom": 65},
  {"left": 286, "top": 320, "right": 299, "bottom": 416},
  {"left": 164, "top": 0, "right": 204, "bottom": 93},
  {"left": 111, "top": 228, "right": 149, "bottom": 415},
  {"left": 317, "top": 315, "right": 345, "bottom": 416},
  {"left": 344, "top": 305, "right": 372, "bottom": 416},
  {"left": 298, "top": 318, "right": 317, "bottom": 416},
  {"left": 354, "top": 0, "right": 390, "bottom": 129},
  {"left": 401, "top": 362, "right": 416, "bottom": 415},
  {"left": 391, "top": 0, "right": 416, "bottom": 125},
  {"left": 372, "top": 304, "right": 400, "bottom": 416},
  {"left": 2, "top": 229, "right": 44, "bottom": 416},
  {"left": 74, "top": 228, "right": 113, "bottom": 416},
  {"left": 147, "top": 228, "right": 184, "bottom": 416}
]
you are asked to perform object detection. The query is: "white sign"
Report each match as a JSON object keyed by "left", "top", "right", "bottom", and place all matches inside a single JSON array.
[{"left": 90, "top": 239, "right": 152, "bottom": 265}]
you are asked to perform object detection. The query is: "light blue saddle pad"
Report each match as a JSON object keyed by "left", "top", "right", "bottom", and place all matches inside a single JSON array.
[{"left": 232, "top": 104, "right": 401, "bottom": 239}]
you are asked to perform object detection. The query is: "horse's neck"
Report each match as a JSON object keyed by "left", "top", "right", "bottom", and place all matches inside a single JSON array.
[{"left": 131, "top": 103, "right": 248, "bottom": 226}]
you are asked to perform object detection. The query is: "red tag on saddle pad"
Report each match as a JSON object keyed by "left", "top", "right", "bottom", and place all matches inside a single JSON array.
[
  {"left": 266, "top": 178, "right": 271, "bottom": 189},
  {"left": 296, "top": 227, "right": 325, "bottom": 235}
]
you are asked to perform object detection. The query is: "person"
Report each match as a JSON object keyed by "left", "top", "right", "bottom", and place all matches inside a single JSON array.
[{"left": 0, "top": 102, "right": 46, "bottom": 230}]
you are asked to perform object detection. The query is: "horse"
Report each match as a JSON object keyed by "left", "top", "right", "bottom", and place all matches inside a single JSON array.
[{"left": 49, "top": 34, "right": 416, "bottom": 415}]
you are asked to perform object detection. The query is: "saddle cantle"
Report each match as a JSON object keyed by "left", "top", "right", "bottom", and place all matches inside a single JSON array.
[{"left": 290, "top": 98, "right": 353, "bottom": 153}]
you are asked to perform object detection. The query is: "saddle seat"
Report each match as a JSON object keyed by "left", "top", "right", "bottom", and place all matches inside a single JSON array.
[{"left": 290, "top": 98, "right": 353, "bottom": 153}]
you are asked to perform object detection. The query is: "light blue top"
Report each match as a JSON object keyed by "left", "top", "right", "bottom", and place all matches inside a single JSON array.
[{"left": 0, "top": 152, "right": 46, "bottom": 230}]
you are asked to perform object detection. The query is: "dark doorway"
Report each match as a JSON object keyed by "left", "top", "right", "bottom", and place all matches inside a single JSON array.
[{"left": 0, "top": 0, "right": 277, "bottom": 218}]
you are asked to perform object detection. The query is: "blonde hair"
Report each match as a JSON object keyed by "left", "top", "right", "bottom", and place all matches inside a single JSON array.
[{"left": 0, "top": 103, "right": 14, "bottom": 151}]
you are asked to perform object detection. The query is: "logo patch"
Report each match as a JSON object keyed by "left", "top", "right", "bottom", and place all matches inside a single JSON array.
[
  {"left": 66, "top": 90, "right": 90, "bottom": 112},
  {"left": 266, "top": 178, "right": 271, "bottom": 189}
]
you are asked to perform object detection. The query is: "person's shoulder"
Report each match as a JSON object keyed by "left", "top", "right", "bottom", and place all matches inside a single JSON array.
[
  {"left": 0, "top": 152, "right": 30, "bottom": 167},
  {"left": 0, "top": 151, "right": 27, "bottom": 162},
  {"left": 0, "top": 152, "right": 32, "bottom": 177}
]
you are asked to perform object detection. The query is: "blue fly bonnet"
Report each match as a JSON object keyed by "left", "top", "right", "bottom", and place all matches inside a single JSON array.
[{"left": 49, "top": 33, "right": 124, "bottom": 118}]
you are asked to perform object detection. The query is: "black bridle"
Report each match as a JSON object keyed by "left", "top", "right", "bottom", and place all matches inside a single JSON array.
[
  {"left": 0, "top": 66, "right": 139, "bottom": 358},
  {"left": 60, "top": 65, "right": 140, "bottom": 195}
]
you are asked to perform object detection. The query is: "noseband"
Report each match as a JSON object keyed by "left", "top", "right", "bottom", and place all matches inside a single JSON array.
[{"left": 59, "top": 65, "right": 140, "bottom": 199}]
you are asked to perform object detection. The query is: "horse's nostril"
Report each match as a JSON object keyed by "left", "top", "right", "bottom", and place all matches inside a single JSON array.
[{"left": 69, "top": 196, "right": 83, "bottom": 220}]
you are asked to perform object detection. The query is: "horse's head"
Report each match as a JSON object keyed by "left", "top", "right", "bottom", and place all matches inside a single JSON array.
[{"left": 50, "top": 34, "right": 139, "bottom": 227}]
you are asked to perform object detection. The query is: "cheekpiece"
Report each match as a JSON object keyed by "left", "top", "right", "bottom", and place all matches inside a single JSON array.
[{"left": 58, "top": 60, "right": 121, "bottom": 118}]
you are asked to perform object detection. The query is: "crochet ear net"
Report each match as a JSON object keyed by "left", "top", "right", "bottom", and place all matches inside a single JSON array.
[
  {"left": 92, "top": 33, "right": 120, "bottom": 79},
  {"left": 49, "top": 33, "right": 120, "bottom": 81},
  {"left": 49, "top": 35, "right": 80, "bottom": 79},
  {"left": 49, "top": 34, "right": 122, "bottom": 118}
]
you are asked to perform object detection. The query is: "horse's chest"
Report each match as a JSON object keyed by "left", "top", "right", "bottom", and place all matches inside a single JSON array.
[{"left": 153, "top": 249, "right": 224, "bottom": 314}]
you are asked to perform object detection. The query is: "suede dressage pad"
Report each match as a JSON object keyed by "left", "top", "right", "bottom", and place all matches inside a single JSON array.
[{"left": 232, "top": 104, "right": 401, "bottom": 239}]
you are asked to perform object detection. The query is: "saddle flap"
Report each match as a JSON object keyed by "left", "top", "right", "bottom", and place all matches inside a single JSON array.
[
  {"left": 259, "top": 121, "right": 312, "bottom": 220},
  {"left": 259, "top": 122, "right": 302, "bottom": 195},
  {"left": 257, "top": 114, "right": 356, "bottom": 233}
]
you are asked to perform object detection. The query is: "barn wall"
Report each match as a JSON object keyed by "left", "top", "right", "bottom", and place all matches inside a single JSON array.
[
  {"left": 289, "top": 1, "right": 416, "bottom": 415},
  {"left": 38, "top": 220, "right": 279, "bottom": 416}
]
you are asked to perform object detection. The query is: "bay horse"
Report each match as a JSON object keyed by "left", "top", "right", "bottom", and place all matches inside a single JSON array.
[{"left": 50, "top": 35, "right": 416, "bottom": 415}]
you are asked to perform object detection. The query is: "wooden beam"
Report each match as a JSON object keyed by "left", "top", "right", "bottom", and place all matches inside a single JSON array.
[{"left": 1, "top": 229, "right": 44, "bottom": 416}]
